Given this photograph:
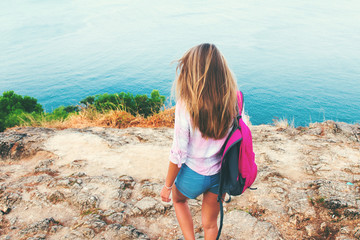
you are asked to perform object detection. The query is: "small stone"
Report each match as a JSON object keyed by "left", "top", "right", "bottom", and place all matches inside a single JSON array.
[
  {"left": 354, "top": 228, "right": 360, "bottom": 239},
  {"left": 324, "top": 198, "right": 348, "bottom": 209},
  {"left": 111, "top": 200, "right": 127, "bottom": 212},
  {"left": 106, "top": 223, "right": 122, "bottom": 231},
  {"left": 81, "top": 227, "right": 95, "bottom": 238},
  {"left": 106, "top": 212, "right": 125, "bottom": 224},
  {"left": 320, "top": 222, "right": 327, "bottom": 231},
  {"left": 47, "top": 190, "right": 65, "bottom": 204},
  {"left": 71, "top": 172, "right": 86, "bottom": 177},
  {"left": 50, "top": 225, "right": 62, "bottom": 233},
  {"left": 70, "top": 159, "right": 87, "bottom": 169},
  {"left": 131, "top": 207, "right": 142, "bottom": 216},
  {"left": 135, "top": 197, "right": 164, "bottom": 215},
  {"left": 344, "top": 209, "right": 360, "bottom": 219},
  {"left": 305, "top": 224, "right": 315, "bottom": 236},
  {"left": 10, "top": 217, "right": 17, "bottom": 225},
  {"left": 340, "top": 226, "right": 349, "bottom": 234},
  {"left": 121, "top": 189, "right": 132, "bottom": 201},
  {"left": 118, "top": 175, "right": 135, "bottom": 189}
]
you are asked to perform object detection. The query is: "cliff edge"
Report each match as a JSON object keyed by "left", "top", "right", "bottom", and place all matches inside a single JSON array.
[{"left": 0, "top": 121, "right": 359, "bottom": 239}]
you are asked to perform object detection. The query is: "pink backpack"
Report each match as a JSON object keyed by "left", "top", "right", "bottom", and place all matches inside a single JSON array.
[{"left": 216, "top": 91, "right": 257, "bottom": 240}]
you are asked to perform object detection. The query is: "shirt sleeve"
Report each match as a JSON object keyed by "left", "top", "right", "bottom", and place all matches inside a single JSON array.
[{"left": 169, "top": 100, "right": 190, "bottom": 168}]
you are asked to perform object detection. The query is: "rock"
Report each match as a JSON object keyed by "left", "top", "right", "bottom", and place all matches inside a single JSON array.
[
  {"left": 69, "top": 159, "right": 87, "bottom": 169},
  {"left": 320, "top": 222, "right": 327, "bottom": 231},
  {"left": 20, "top": 217, "right": 60, "bottom": 235},
  {"left": 335, "top": 122, "right": 360, "bottom": 142},
  {"left": 47, "top": 190, "right": 66, "bottom": 204},
  {"left": 141, "top": 182, "right": 157, "bottom": 197},
  {"left": 307, "top": 126, "right": 323, "bottom": 136},
  {"left": 59, "top": 229, "right": 84, "bottom": 240},
  {"left": 0, "top": 207, "right": 11, "bottom": 215},
  {"left": 222, "top": 210, "right": 283, "bottom": 239},
  {"left": 34, "top": 167, "right": 58, "bottom": 176},
  {"left": 82, "top": 214, "right": 107, "bottom": 232},
  {"left": 35, "top": 159, "right": 54, "bottom": 168},
  {"left": 134, "top": 197, "right": 165, "bottom": 216},
  {"left": 9, "top": 217, "right": 17, "bottom": 225},
  {"left": 311, "top": 180, "right": 357, "bottom": 208},
  {"left": 70, "top": 172, "right": 87, "bottom": 177},
  {"left": 106, "top": 212, "right": 125, "bottom": 224},
  {"left": 106, "top": 223, "right": 122, "bottom": 231},
  {"left": 26, "top": 234, "right": 46, "bottom": 240},
  {"left": 354, "top": 228, "right": 360, "bottom": 239},
  {"left": 340, "top": 226, "right": 349, "bottom": 234},
  {"left": 0, "top": 127, "right": 55, "bottom": 160},
  {"left": 118, "top": 175, "right": 135, "bottom": 189},
  {"left": 305, "top": 224, "right": 316, "bottom": 236},
  {"left": 120, "top": 189, "right": 133, "bottom": 201},
  {"left": 56, "top": 177, "right": 78, "bottom": 187},
  {"left": 80, "top": 227, "right": 95, "bottom": 238},
  {"left": 287, "top": 191, "right": 316, "bottom": 219},
  {"left": 110, "top": 200, "right": 127, "bottom": 212},
  {"left": 0, "top": 191, "right": 22, "bottom": 209},
  {"left": 50, "top": 225, "right": 63, "bottom": 233},
  {"left": 344, "top": 209, "right": 360, "bottom": 219},
  {"left": 324, "top": 197, "right": 348, "bottom": 209},
  {"left": 104, "top": 224, "right": 150, "bottom": 240},
  {"left": 119, "top": 225, "right": 150, "bottom": 240},
  {"left": 74, "top": 193, "right": 100, "bottom": 210}
]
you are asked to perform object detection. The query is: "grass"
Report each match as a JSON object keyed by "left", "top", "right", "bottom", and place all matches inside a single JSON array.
[
  {"left": 10, "top": 103, "right": 256, "bottom": 131},
  {"left": 272, "top": 117, "right": 295, "bottom": 129},
  {"left": 80, "top": 208, "right": 101, "bottom": 216},
  {"left": 14, "top": 105, "right": 175, "bottom": 130}
]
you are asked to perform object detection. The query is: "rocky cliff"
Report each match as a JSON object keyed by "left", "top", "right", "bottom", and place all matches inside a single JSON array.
[{"left": 0, "top": 121, "right": 359, "bottom": 239}]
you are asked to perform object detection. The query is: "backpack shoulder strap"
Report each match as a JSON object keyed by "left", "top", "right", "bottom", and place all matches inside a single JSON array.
[
  {"left": 237, "top": 90, "right": 244, "bottom": 116},
  {"left": 216, "top": 200, "right": 224, "bottom": 240}
]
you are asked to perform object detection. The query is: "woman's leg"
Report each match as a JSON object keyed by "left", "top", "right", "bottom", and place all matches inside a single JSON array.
[
  {"left": 172, "top": 185, "right": 195, "bottom": 240},
  {"left": 201, "top": 191, "right": 221, "bottom": 240}
]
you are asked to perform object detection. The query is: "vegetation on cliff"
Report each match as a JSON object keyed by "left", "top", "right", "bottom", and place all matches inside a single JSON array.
[{"left": 0, "top": 90, "right": 172, "bottom": 132}]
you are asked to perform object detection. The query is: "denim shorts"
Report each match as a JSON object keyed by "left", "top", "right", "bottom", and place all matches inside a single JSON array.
[{"left": 174, "top": 164, "right": 220, "bottom": 199}]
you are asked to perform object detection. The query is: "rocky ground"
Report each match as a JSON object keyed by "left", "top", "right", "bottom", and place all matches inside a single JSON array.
[{"left": 0, "top": 121, "right": 359, "bottom": 240}]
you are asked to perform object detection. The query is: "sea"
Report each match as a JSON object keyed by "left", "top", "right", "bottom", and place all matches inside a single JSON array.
[{"left": 1, "top": 0, "right": 359, "bottom": 126}]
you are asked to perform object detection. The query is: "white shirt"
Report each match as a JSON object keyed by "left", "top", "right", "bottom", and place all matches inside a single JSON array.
[{"left": 169, "top": 100, "right": 235, "bottom": 176}]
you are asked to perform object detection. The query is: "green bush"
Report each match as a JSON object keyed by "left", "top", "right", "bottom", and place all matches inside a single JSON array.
[
  {"left": 81, "top": 90, "right": 165, "bottom": 117},
  {"left": 0, "top": 91, "right": 43, "bottom": 131},
  {"left": 46, "top": 106, "right": 71, "bottom": 121}
]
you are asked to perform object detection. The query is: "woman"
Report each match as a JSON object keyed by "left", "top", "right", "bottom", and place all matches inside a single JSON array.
[{"left": 160, "top": 43, "right": 238, "bottom": 240}]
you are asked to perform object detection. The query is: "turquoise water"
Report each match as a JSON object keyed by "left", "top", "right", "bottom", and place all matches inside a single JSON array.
[{"left": 1, "top": 0, "right": 359, "bottom": 126}]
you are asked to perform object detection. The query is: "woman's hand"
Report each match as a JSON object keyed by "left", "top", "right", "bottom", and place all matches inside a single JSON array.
[
  {"left": 160, "top": 186, "right": 172, "bottom": 202},
  {"left": 161, "top": 162, "right": 181, "bottom": 202}
]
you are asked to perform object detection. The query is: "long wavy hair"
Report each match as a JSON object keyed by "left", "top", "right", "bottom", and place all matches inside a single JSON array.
[{"left": 173, "top": 43, "right": 238, "bottom": 139}]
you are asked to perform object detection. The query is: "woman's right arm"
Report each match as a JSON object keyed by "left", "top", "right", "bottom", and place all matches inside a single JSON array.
[
  {"left": 160, "top": 100, "right": 190, "bottom": 202},
  {"left": 160, "top": 161, "right": 181, "bottom": 202}
]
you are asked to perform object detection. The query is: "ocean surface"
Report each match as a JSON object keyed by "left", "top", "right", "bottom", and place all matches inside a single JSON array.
[{"left": 1, "top": 0, "right": 359, "bottom": 126}]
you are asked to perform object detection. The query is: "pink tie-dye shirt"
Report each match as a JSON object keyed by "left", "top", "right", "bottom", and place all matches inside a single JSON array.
[{"left": 169, "top": 100, "right": 235, "bottom": 176}]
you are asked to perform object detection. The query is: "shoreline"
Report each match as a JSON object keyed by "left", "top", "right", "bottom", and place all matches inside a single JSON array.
[{"left": 1, "top": 90, "right": 359, "bottom": 132}]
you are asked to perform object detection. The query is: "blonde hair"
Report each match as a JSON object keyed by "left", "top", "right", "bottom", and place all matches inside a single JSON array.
[{"left": 173, "top": 43, "right": 238, "bottom": 139}]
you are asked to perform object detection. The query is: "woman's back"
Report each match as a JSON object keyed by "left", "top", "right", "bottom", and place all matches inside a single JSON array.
[{"left": 170, "top": 99, "right": 232, "bottom": 175}]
